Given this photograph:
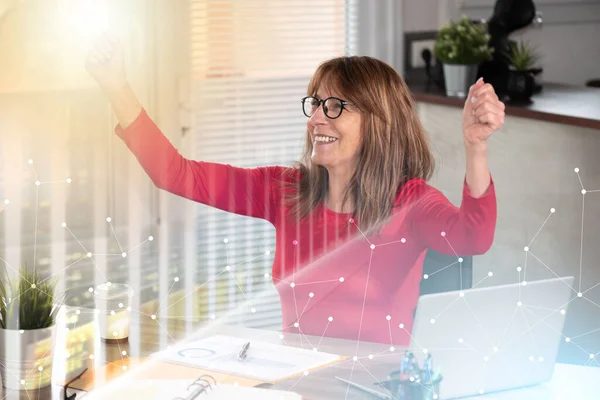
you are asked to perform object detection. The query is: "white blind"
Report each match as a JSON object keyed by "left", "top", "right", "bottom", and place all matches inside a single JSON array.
[{"left": 189, "top": 0, "right": 358, "bottom": 329}]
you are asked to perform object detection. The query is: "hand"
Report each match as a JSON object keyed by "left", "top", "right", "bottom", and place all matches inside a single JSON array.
[
  {"left": 85, "top": 33, "right": 128, "bottom": 93},
  {"left": 462, "top": 78, "right": 505, "bottom": 147}
]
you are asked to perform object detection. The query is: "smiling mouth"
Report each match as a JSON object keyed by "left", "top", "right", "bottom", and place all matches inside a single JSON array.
[{"left": 314, "top": 135, "right": 338, "bottom": 144}]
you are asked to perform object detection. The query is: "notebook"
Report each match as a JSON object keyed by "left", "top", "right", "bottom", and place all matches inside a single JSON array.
[{"left": 84, "top": 375, "right": 302, "bottom": 400}]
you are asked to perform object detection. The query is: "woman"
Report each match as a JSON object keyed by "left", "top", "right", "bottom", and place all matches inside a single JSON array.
[{"left": 86, "top": 35, "right": 503, "bottom": 346}]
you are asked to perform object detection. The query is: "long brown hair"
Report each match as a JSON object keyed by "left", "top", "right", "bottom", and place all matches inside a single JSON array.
[{"left": 282, "top": 56, "right": 435, "bottom": 233}]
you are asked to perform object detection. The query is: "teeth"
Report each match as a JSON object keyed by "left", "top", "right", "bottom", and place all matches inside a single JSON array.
[{"left": 315, "top": 136, "right": 337, "bottom": 143}]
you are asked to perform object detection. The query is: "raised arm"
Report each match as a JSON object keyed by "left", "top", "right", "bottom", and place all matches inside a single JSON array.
[{"left": 85, "top": 34, "right": 280, "bottom": 221}]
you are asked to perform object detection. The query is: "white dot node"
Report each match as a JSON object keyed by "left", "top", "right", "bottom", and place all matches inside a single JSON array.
[
  {"left": 458, "top": 257, "right": 463, "bottom": 263},
  {"left": 148, "top": 236, "right": 154, "bottom": 241},
  {"left": 251, "top": 308, "right": 256, "bottom": 313},
  {"left": 458, "top": 338, "right": 464, "bottom": 344},
  {"left": 87, "top": 252, "right": 92, "bottom": 257},
  {"left": 313, "top": 348, "right": 317, "bottom": 352},
  {"left": 210, "top": 314, "right": 216, "bottom": 320},
  {"left": 151, "top": 315, "right": 156, "bottom": 320},
  {"left": 524, "top": 246, "right": 529, "bottom": 252},
  {"left": 121, "top": 350, "right": 127, "bottom": 356},
  {"left": 127, "top": 307, "right": 132, "bottom": 312},
  {"left": 110, "top": 310, "right": 116, "bottom": 316},
  {"left": 399, "top": 323, "right": 405, "bottom": 329},
  {"left": 522, "top": 281, "right": 528, "bottom": 286},
  {"left": 517, "top": 301, "right": 523, "bottom": 307},
  {"left": 493, "top": 346, "right": 499, "bottom": 352},
  {"left": 349, "top": 218, "right": 354, "bottom": 224},
  {"left": 290, "top": 282, "right": 296, "bottom": 288},
  {"left": 370, "top": 244, "right": 375, "bottom": 249},
  {"left": 118, "top": 303, "right": 124, "bottom": 308},
  {"left": 294, "top": 322, "right": 299, "bottom": 328},
  {"left": 265, "top": 250, "right": 270, "bottom": 255},
  {"left": 423, "top": 274, "right": 429, "bottom": 280},
  {"left": 539, "top": 356, "right": 544, "bottom": 362},
  {"left": 578, "top": 292, "right": 583, "bottom": 297},
  {"left": 582, "top": 189, "right": 587, "bottom": 194},
  {"left": 223, "top": 238, "right": 229, "bottom": 243},
  {"left": 234, "top": 382, "right": 239, "bottom": 387},
  {"left": 309, "top": 292, "right": 314, "bottom": 298},
  {"left": 484, "top": 356, "right": 489, "bottom": 362},
  {"left": 31, "top": 284, "right": 36, "bottom": 289},
  {"left": 565, "top": 337, "right": 571, "bottom": 343},
  {"left": 35, "top": 180, "right": 40, "bottom": 186},
  {"left": 106, "top": 217, "right": 112, "bottom": 222},
  {"left": 20, "top": 380, "right": 25, "bottom": 385},
  {"left": 459, "top": 291, "right": 465, "bottom": 297},
  {"left": 303, "top": 371, "right": 309, "bottom": 376},
  {"left": 390, "top": 346, "right": 395, "bottom": 352},
  {"left": 28, "top": 159, "right": 33, "bottom": 164},
  {"left": 38, "top": 366, "right": 43, "bottom": 372},
  {"left": 19, "top": 330, "right": 24, "bottom": 334},
  {"left": 433, "top": 395, "right": 439, "bottom": 400},
  {"left": 61, "top": 222, "right": 67, "bottom": 228},
  {"left": 264, "top": 273, "right": 270, "bottom": 279},
  {"left": 430, "top": 318, "right": 436, "bottom": 324},
  {"left": 423, "top": 349, "right": 428, "bottom": 354},
  {"left": 517, "top": 266, "right": 522, "bottom": 272},
  {"left": 279, "top": 334, "right": 284, "bottom": 339},
  {"left": 328, "top": 316, "right": 334, "bottom": 322},
  {"left": 550, "top": 208, "right": 555, "bottom": 213},
  {"left": 368, "top": 354, "right": 374, "bottom": 360},
  {"left": 75, "top": 309, "right": 80, "bottom": 315},
  {"left": 590, "top": 354, "right": 595, "bottom": 359},
  {"left": 339, "top": 277, "right": 344, "bottom": 282},
  {"left": 529, "top": 356, "right": 534, "bottom": 361},
  {"left": 386, "top": 315, "right": 391, "bottom": 321},
  {"left": 66, "top": 178, "right": 72, "bottom": 183},
  {"left": 107, "top": 282, "right": 112, "bottom": 286},
  {"left": 401, "top": 238, "right": 406, "bottom": 243},
  {"left": 122, "top": 366, "right": 127, "bottom": 371},
  {"left": 353, "top": 356, "right": 358, "bottom": 362},
  {"left": 121, "top": 252, "right": 127, "bottom": 258},
  {"left": 440, "top": 231, "right": 446, "bottom": 237},
  {"left": 225, "top": 265, "right": 231, "bottom": 271},
  {"left": 560, "top": 309, "right": 566, "bottom": 315},
  {"left": 479, "top": 389, "right": 484, "bottom": 395},
  {"left": 88, "top": 287, "right": 94, "bottom": 292},
  {"left": 574, "top": 167, "right": 580, "bottom": 173},
  {"left": 89, "top": 355, "right": 95, "bottom": 360},
  {"left": 113, "top": 331, "right": 119, "bottom": 337},
  {"left": 3, "top": 199, "right": 8, "bottom": 205},
  {"left": 174, "top": 277, "right": 179, "bottom": 282},
  {"left": 292, "top": 239, "right": 298, "bottom": 245},
  {"left": 488, "top": 271, "right": 493, "bottom": 277}
]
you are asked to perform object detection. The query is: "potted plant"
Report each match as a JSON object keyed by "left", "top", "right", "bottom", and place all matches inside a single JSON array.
[
  {"left": 507, "top": 39, "right": 541, "bottom": 102},
  {"left": 433, "top": 16, "right": 494, "bottom": 97},
  {"left": 0, "top": 269, "right": 62, "bottom": 390}
]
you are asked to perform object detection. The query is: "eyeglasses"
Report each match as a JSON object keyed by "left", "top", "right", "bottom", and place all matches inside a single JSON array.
[{"left": 301, "top": 96, "right": 352, "bottom": 119}]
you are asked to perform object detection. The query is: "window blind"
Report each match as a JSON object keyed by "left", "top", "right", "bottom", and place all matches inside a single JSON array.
[{"left": 189, "top": 0, "right": 358, "bottom": 330}]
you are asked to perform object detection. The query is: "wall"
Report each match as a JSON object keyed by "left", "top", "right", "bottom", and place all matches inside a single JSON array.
[
  {"left": 417, "top": 101, "right": 600, "bottom": 366},
  {"left": 403, "top": 0, "right": 600, "bottom": 86}
]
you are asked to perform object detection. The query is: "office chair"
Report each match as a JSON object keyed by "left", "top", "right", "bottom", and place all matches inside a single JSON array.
[{"left": 419, "top": 249, "right": 473, "bottom": 296}]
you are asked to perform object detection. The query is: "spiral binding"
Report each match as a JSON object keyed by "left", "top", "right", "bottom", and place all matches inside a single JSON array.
[{"left": 172, "top": 375, "right": 218, "bottom": 400}]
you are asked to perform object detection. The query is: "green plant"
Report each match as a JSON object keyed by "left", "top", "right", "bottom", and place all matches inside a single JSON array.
[
  {"left": 0, "top": 269, "right": 62, "bottom": 330},
  {"left": 509, "top": 40, "right": 540, "bottom": 71},
  {"left": 433, "top": 16, "right": 494, "bottom": 65}
]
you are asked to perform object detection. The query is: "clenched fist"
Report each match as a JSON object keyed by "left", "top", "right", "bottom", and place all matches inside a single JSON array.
[
  {"left": 462, "top": 78, "right": 505, "bottom": 146},
  {"left": 85, "top": 33, "right": 127, "bottom": 93}
]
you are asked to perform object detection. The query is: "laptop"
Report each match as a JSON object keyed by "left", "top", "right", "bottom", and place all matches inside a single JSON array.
[{"left": 409, "top": 276, "right": 575, "bottom": 399}]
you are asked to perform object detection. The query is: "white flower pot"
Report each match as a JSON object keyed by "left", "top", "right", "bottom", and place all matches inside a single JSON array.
[
  {"left": 0, "top": 326, "right": 56, "bottom": 390},
  {"left": 443, "top": 63, "right": 479, "bottom": 97}
]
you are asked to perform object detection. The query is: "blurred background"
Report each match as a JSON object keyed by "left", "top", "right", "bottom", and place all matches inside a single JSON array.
[{"left": 0, "top": 0, "right": 599, "bottom": 379}]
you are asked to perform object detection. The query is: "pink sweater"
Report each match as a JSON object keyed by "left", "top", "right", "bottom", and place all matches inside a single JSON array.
[{"left": 116, "top": 109, "right": 497, "bottom": 345}]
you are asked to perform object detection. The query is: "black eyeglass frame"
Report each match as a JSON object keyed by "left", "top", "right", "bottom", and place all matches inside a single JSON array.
[{"left": 301, "top": 96, "right": 352, "bottom": 119}]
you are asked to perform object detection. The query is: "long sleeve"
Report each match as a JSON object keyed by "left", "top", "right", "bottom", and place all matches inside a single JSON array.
[
  {"left": 404, "top": 177, "right": 497, "bottom": 256},
  {"left": 115, "top": 108, "right": 282, "bottom": 222}
]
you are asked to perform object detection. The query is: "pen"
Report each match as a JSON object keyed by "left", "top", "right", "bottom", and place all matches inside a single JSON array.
[
  {"left": 335, "top": 376, "right": 392, "bottom": 400},
  {"left": 237, "top": 341, "right": 250, "bottom": 361}
]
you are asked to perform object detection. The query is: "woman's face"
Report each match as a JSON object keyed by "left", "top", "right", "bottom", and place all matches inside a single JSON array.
[{"left": 307, "top": 87, "right": 362, "bottom": 176}]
